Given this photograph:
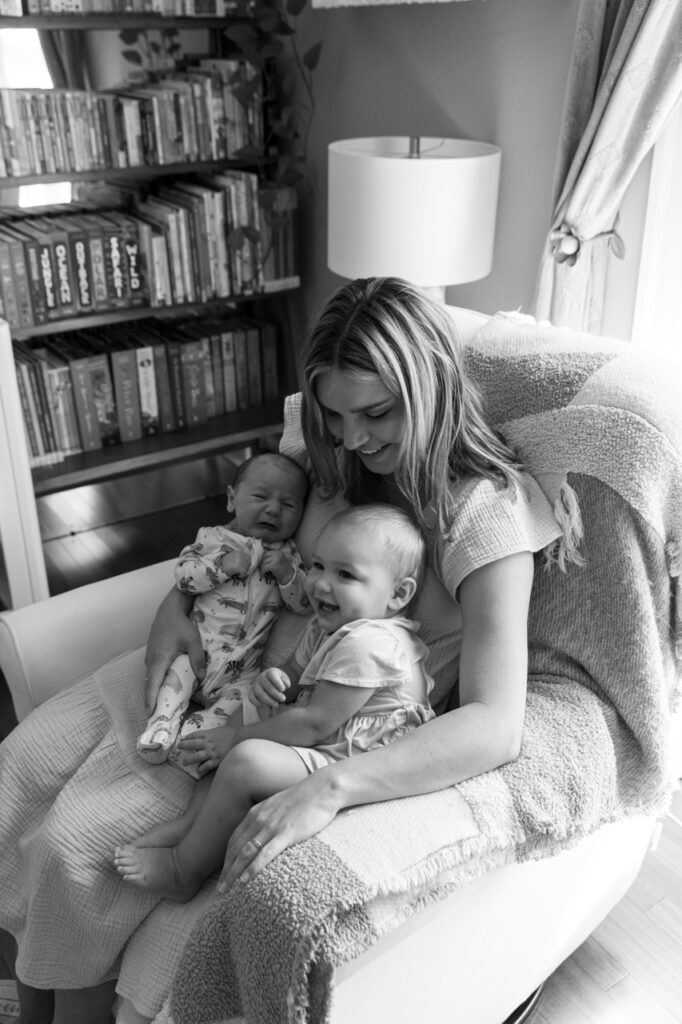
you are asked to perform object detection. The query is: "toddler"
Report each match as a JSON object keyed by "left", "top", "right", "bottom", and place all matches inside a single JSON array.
[
  {"left": 116, "top": 503, "right": 434, "bottom": 899},
  {"left": 137, "top": 451, "right": 310, "bottom": 776}
]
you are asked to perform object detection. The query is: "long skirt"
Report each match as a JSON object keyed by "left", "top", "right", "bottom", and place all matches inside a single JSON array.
[{"left": 0, "top": 648, "right": 217, "bottom": 1018}]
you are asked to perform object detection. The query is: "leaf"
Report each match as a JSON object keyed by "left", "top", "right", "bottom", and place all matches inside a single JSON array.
[
  {"left": 119, "top": 29, "right": 141, "bottom": 44},
  {"left": 286, "top": 0, "right": 307, "bottom": 15},
  {"left": 222, "top": 23, "right": 261, "bottom": 53},
  {"left": 121, "top": 49, "right": 144, "bottom": 65},
  {"left": 302, "top": 41, "right": 322, "bottom": 71},
  {"left": 243, "top": 226, "right": 262, "bottom": 243},
  {"left": 257, "top": 7, "right": 281, "bottom": 30}
]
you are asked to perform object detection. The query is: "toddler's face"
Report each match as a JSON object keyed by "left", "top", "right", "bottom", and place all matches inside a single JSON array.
[
  {"left": 227, "top": 461, "right": 307, "bottom": 543},
  {"left": 305, "top": 521, "right": 400, "bottom": 632}
]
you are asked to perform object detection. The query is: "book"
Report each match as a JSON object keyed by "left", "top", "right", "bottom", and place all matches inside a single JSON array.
[
  {"left": 135, "top": 196, "right": 183, "bottom": 304},
  {"left": 208, "top": 327, "right": 225, "bottom": 416},
  {"left": 50, "top": 216, "right": 95, "bottom": 316},
  {"left": 0, "top": 225, "right": 34, "bottom": 329},
  {"left": 63, "top": 339, "right": 103, "bottom": 451},
  {"left": 14, "top": 354, "right": 45, "bottom": 466},
  {"left": 156, "top": 183, "right": 209, "bottom": 302},
  {"left": 241, "top": 317, "right": 263, "bottom": 406},
  {"left": 13, "top": 340, "right": 62, "bottom": 459},
  {"left": 110, "top": 345, "right": 143, "bottom": 442},
  {"left": 129, "top": 208, "right": 173, "bottom": 307},
  {"left": 259, "top": 185, "right": 300, "bottom": 293},
  {"left": 24, "top": 215, "right": 78, "bottom": 320},
  {"left": 97, "top": 213, "right": 130, "bottom": 309},
  {"left": 149, "top": 333, "right": 176, "bottom": 433},
  {"left": 64, "top": 213, "right": 109, "bottom": 312},
  {"left": 114, "top": 212, "right": 148, "bottom": 307},
  {"left": 178, "top": 329, "right": 209, "bottom": 426},
  {"left": 33, "top": 343, "right": 83, "bottom": 455},
  {"left": 135, "top": 340, "right": 160, "bottom": 436},
  {"left": 163, "top": 334, "right": 187, "bottom": 430},
  {"left": 232, "top": 324, "right": 249, "bottom": 410},
  {"left": 81, "top": 336, "right": 120, "bottom": 446},
  {"left": 259, "top": 321, "right": 280, "bottom": 403},
  {"left": 0, "top": 232, "right": 23, "bottom": 329},
  {"left": 11, "top": 219, "right": 60, "bottom": 321},
  {"left": 220, "top": 325, "right": 238, "bottom": 413}
]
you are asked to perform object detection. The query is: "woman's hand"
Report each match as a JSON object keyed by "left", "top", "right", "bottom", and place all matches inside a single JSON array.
[
  {"left": 249, "top": 668, "right": 290, "bottom": 709},
  {"left": 178, "top": 727, "right": 237, "bottom": 775},
  {"left": 144, "top": 587, "right": 204, "bottom": 713},
  {"left": 217, "top": 771, "right": 343, "bottom": 892}
]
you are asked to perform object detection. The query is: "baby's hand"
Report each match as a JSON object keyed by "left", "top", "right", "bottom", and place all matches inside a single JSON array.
[
  {"left": 260, "top": 550, "right": 294, "bottom": 585},
  {"left": 220, "top": 549, "right": 251, "bottom": 578},
  {"left": 177, "top": 727, "right": 237, "bottom": 775},
  {"left": 250, "top": 668, "right": 290, "bottom": 709}
]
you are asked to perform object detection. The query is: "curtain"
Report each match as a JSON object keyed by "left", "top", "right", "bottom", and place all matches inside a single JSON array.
[
  {"left": 534, "top": 0, "right": 682, "bottom": 333},
  {"left": 39, "top": 31, "right": 92, "bottom": 91}
]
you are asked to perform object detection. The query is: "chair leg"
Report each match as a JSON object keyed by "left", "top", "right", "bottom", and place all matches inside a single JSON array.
[{"left": 501, "top": 981, "right": 546, "bottom": 1024}]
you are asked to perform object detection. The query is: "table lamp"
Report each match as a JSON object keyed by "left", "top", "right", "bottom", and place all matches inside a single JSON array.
[{"left": 328, "top": 136, "right": 502, "bottom": 301}]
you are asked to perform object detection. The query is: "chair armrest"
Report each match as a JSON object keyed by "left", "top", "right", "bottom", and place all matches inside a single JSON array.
[{"left": 0, "top": 559, "right": 176, "bottom": 721}]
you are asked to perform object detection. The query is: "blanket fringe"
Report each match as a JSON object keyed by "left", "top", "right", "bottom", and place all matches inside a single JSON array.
[{"left": 543, "top": 479, "right": 585, "bottom": 572}]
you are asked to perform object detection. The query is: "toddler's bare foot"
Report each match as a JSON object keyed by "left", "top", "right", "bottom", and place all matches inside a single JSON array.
[
  {"left": 132, "top": 816, "right": 192, "bottom": 849},
  {"left": 113, "top": 844, "right": 201, "bottom": 902}
]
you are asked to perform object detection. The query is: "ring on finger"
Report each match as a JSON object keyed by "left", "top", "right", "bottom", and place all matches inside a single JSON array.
[{"left": 251, "top": 837, "right": 263, "bottom": 853}]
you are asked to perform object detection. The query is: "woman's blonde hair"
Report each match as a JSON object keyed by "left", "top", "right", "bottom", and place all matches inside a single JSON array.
[{"left": 301, "top": 277, "right": 524, "bottom": 536}]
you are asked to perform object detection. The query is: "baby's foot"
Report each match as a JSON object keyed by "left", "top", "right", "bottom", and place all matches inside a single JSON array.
[
  {"left": 137, "top": 723, "right": 174, "bottom": 763},
  {"left": 113, "top": 844, "right": 201, "bottom": 902},
  {"left": 132, "top": 816, "right": 192, "bottom": 849}
]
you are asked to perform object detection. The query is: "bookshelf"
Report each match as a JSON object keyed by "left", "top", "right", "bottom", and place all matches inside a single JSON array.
[{"left": 0, "top": 14, "right": 302, "bottom": 608}]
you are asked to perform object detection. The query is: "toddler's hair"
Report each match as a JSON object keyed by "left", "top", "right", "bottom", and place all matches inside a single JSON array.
[
  {"left": 324, "top": 504, "right": 426, "bottom": 590},
  {"left": 231, "top": 451, "right": 309, "bottom": 497}
]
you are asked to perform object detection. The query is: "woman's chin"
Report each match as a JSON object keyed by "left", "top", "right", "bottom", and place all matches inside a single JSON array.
[{"left": 358, "top": 447, "right": 396, "bottom": 474}]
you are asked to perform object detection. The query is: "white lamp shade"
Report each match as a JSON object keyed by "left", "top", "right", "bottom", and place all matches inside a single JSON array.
[{"left": 328, "top": 137, "right": 501, "bottom": 287}]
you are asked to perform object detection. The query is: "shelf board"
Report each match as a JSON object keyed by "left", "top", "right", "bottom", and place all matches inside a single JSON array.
[
  {"left": 31, "top": 402, "right": 285, "bottom": 495},
  {"left": 9, "top": 285, "right": 298, "bottom": 339},
  {"left": 0, "top": 13, "right": 249, "bottom": 28},
  {"left": 0, "top": 157, "right": 272, "bottom": 189}
]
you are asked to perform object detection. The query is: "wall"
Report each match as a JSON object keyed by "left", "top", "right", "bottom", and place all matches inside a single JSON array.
[{"left": 292, "top": 0, "right": 581, "bottom": 333}]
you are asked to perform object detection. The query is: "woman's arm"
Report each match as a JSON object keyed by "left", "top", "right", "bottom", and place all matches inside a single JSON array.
[
  {"left": 144, "top": 586, "right": 203, "bottom": 712},
  {"left": 219, "top": 550, "right": 533, "bottom": 888}
]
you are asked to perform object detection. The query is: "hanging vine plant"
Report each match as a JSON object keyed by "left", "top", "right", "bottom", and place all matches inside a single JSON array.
[
  {"left": 221, "top": 0, "right": 321, "bottom": 189},
  {"left": 118, "top": 0, "right": 321, "bottom": 188}
]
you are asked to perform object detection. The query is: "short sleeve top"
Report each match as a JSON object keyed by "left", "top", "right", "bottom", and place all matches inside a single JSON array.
[{"left": 414, "top": 473, "right": 561, "bottom": 712}]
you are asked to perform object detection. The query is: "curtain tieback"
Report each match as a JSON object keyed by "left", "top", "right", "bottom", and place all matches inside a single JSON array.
[{"left": 549, "top": 222, "right": 626, "bottom": 266}]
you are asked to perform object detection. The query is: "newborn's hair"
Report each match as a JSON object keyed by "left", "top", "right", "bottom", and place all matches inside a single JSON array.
[
  {"left": 324, "top": 504, "right": 426, "bottom": 589},
  {"left": 232, "top": 451, "right": 309, "bottom": 497}
]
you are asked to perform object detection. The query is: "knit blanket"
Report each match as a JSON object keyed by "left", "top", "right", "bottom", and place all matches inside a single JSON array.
[{"left": 165, "top": 311, "right": 682, "bottom": 1024}]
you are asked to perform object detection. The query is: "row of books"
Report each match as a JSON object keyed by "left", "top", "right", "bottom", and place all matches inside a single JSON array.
[
  {"left": 0, "top": 60, "right": 263, "bottom": 178},
  {"left": 14, "top": 314, "right": 282, "bottom": 466},
  {"left": 0, "top": 177, "right": 299, "bottom": 329},
  {"left": 0, "top": 0, "right": 250, "bottom": 18}
]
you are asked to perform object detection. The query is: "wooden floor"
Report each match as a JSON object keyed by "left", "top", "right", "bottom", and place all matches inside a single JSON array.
[
  {"left": 37, "top": 451, "right": 243, "bottom": 596},
  {"left": 528, "top": 786, "right": 682, "bottom": 1024}
]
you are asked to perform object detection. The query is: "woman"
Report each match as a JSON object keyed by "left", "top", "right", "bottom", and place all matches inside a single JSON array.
[
  {"left": 147, "top": 277, "right": 562, "bottom": 886},
  {"left": 0, "top": 277, "right": 562, "bottom": 1024}
]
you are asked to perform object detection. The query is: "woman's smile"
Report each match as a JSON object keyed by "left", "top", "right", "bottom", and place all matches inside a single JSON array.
[{"left": 315, "top": 370, "right": 405, "bottom": 475}]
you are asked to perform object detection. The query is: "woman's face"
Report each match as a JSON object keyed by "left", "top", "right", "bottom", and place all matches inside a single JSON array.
[{"left": 315, "top": 369, "right": 406, "bottom": 476}]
